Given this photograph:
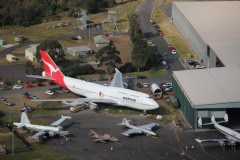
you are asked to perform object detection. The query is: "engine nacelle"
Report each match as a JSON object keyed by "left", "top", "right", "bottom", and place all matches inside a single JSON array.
[
  {"left": 228, "top": 141, "right": 236, "bottom": 146},
  {"left": 58, "top": 126, "right": 63, "bottom": 131},
  {"left": 88, "top": 102, "right": 98, "bottom": 110},
  {"left": 48, "top": 131, "right": 56, "bottom": 137}
]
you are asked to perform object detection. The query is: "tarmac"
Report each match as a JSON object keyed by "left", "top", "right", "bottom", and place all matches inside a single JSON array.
[{"left": 42, "top": 109, "right": 240, "bottom": 160}]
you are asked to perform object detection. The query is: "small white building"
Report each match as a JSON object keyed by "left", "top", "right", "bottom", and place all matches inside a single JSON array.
[
  {"left": 6, "top": 54, "right": 17, "bottom": 62},
  {"left": 25, "top": 44, "right": 38, "bottom": 62},
  {"left": 66, "top": 46, "right": 92, "bottom": 56}
]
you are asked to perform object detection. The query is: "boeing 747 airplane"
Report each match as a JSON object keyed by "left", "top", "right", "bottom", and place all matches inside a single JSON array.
[{"left": 27, "top": 50, "right": 159, "bottom": 111}]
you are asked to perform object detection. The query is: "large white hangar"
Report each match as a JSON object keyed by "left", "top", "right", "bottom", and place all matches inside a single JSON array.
[
  {"left": 172, "top": 66, "right": 240, "bottom": 129},
  {"left": 172, "top": 1, "right": 240, "bottom": 68}
]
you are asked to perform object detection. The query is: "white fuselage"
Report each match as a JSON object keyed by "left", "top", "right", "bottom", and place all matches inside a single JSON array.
[
  {"left": 215, "top": 123, "right": 240, "bottom": 143},
  {"left": 13, "top": 123, "right": 60, "bottom": 132},
  {"left": 126, "top": 124, "right": 156, "bottom": 136},
  {"left": 63, "top": 76, "right": 159, "bottom": 111}
]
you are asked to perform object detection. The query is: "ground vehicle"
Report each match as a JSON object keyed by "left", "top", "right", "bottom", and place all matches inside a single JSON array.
[
  {"left": 159, "top": 31, "right": 164, "bottom": 36},
  {"left": 187, "top": 59, "right": 199, "bottom": 66},
  {"left": 25, "top": 84, "right": 36, "bottom": 88},
  {"left": 125, "top": 75, "right": 134, "bottom": 79},
  {"left": 4, "top": 101, "right": 13, "bottom": 106},
  {"left": 77, "top": 35, "right": 83, "bottom": 39},
  {"left": 161, "top": 83, "right": 172, "bottom": 88},
  {"left": 137, "top": 83, "right": 143, "bottom": 88},
  {"left": 164, "top": 87, "right": 172, "bottom": 92},
  {"left": 28, "top": 95, "right": 38, "bottom": 100},
  {"left": 98, "top": 76, "right": 108, "bottom": 81},
  {"left": 143, "top": 83, "right": 149, "bottom": 88},
  {"left": 150, "top": 18, "right": 154, "bottom": 23},
  {"left": 20, "top": 105, "right": 35, "bottom": 112},
  {"left": 0, "top": 97, "right": 6, "bottom": 101},
  {"left": 161, "top": 60, "right": 169, "bottom": 69},
  {"left": 195, "top": 64, "right": 206, "bottom": 69},
  {"left": 137, "top": 75, "right": 147, "bottom": 79},
  {"left": 70, "top": 103, "right": 88, "bottom": 113},
  {"left": 147, "top": 40, "right": 155, "bottom": 46},
  {"left": 48, "top": 81, "right": 56, "bottom": 86},
  {"left": 45, "top": 90, "right": 56, "bottom": 95},
  {"left": 13, "top": 85, "right": 22, "bottom": 89},
  {"left": 171, "top": 50, "right": 179, "bottom": 57}
]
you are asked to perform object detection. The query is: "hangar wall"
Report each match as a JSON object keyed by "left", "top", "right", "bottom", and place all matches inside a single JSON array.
[
  {"left": 172, "top": 76, "right": 194, "bottom": 128},
  {"left": 172, "top": 3, "right": 208, "bottom": 66}
]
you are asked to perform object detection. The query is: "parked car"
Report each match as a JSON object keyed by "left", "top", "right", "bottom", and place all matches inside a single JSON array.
[
  {"left": 159, "top": 31, "right": 164, "bottom": 36},
  {"left": 36, "top": 83, "right": 46, "bottom": 87},
  {"left": 98, "top": 76, "right": 108, "bottom": 81},
  {"left": 77, "top": 35, "right": 83, "bottom": 39},
  {"left": 195, "top": 64, "right": 206, "bottom": 69},
  {"left": 0, "top": 96, "right": 6, "bottom": 101},
  {"left": 187, "top": 59, "right": 199, "bottom": 66},
  {"left": 164, "top": 87, "right": 172, "bottom": 92},
  {"left": 147, "top": 40, "right": 155, "bottom": 46},
  {"left": 137, "top": 83, "right": 143, "bottom": 88},
  {"left": 23, "top": 92, "right": 30, "bottom": 96},
  {"left": 28, "top": 95, "right": 38, "bottom": 100},
  {"left": 125, "top": 75, "right": 134, "bottom": 79},
  {"left": 13, "top": 85, "right": 22, "bottom": 89},
  {"left": 171, "top": 50, "right": 179, "bottom": 57},
  {"left": 161, "top": 83, "right": 172, "bottom": 88},
  {"left": 143, "top": 83, "right": 149, "bottom": 88},
  {"left": 137, "top": 75, "right": 147, "bottom": 79},
  {"left": 4, "top": 101, "right": 13, "bottom": 106},
  {"left": 150, "top": 18, "right": 154, "bottom": 23},
  {"left": 48, "top": 81, "right": 56, "bottom": 86},
  {"left": 20, "top": 105, "right": 35, "bottom": 112},
  {"left": 25, "top": 84, "right": 36, "bottom": 88},
  {"left": 45, "top": 90, "right": 56, "bottom": 95}
]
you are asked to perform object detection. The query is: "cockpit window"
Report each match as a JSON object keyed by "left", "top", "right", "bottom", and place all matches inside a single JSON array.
[{"left": 147, "top": 96, "right": 153, "bottom": 99}]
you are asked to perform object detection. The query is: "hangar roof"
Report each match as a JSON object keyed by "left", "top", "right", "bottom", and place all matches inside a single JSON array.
[
  {"left": 173, "top": 1, "right": 240, "bottom": 66},
  {"left": 173, "top": 66, "right": 240, "bottom": 109}
]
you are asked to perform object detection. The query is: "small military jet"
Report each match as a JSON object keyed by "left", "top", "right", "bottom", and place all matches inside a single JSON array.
[
  {"left": 118, "top": 118, "right": 159, "bottom": 137},
  {"left": 90, "top": 129, "right": 119, "bottom": 143},
  {"left": 195, "top": 114, "right": 240, "bottom": 150},
  {"left": 13, "top": 112, "right": 71, "bottom": 140}
]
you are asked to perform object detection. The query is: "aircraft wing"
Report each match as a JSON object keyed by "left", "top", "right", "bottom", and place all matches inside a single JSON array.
[
  {"left": 195, "top": 138, "right": 229, "bottom": 143},
  {"left": 109, "top": 68, "right": 124, "bottom": 88},
  {"left": 26, "top": 75, "right": 55, "bottom": 80},
  {"left": 32, "top": 98, "right": 118, "bottom": 104},
  {"left": 31, "top": 130, "right": 48, "bottom": 139},
  {"left": 122, "top": 129, "right": 142, "bottom": 136},
  {"left": 139, "top": 123, "right": 159, "bottom": 130},
  {"left": 50, "top": 115, "right": 71, "bottom": 127}
]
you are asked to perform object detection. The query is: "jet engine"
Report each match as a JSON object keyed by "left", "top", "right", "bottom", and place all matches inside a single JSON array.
[
  {"left": 48, "top": 131, "right": 56, "bottom": 137},
  {"left": 218, "top": 140, "right": 225, "bottom": 146}
]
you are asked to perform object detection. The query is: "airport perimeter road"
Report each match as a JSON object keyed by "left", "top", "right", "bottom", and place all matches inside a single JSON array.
[
  {"left": 43, "top": 110, "right": 240, "bottom": 160},
  {"left": 136, "top": 0, "right": 185, "bottom": 74}
]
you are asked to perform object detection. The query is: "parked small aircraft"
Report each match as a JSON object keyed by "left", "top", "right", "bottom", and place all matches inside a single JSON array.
[
  {"left": 27, "top": 50, "right": 159, "bottom": 112},
  {"left": 13, "top": 112, "right": 71, "bottom": 140},
  {"left": 195, "top": 114, "right": 240, "bottom": 150},
  {"left": 118, "top": 118, "right": 159, "bottom": 137},
  {"left": 90, "top": 129, "right": 119, "bottom": 143}
]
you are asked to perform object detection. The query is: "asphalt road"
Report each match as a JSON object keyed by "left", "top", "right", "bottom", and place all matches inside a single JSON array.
[
  {"left": 40, "top": 110, "right": 240, "bottom": 160},
  {"left": 136, "top": 0, "right": 185, "bottom": 78}
]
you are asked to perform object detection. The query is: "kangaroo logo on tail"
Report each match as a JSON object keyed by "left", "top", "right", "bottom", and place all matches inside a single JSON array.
[{"left": 42, "top": 58, "right": 59, "bottom": 76}]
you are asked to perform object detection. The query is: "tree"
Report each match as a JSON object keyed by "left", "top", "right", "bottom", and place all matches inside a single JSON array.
[
  {"left": 36, "top": 40, "right": 65, "bottom": 63},
  {"left": 95, "top": 41, "right": 122, "bottom": 73},
  {"left": 25, "top": 61, "right": 35, "bottom": 74}
]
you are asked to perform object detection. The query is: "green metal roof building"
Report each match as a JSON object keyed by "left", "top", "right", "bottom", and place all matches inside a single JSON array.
[{"left": 172, "top": 66, "right": 240, "bottom": 129}]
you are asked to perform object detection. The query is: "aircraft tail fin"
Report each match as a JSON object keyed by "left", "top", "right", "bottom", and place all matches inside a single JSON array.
[
  {"left": 20, "top": 112, "right": 30, "bottom": 125},
  {"left": 39, "top": 50, "right": 68, "bottom": 89},
  {"left": 118, "top": 118, "right": 130, "bottom": 126}
]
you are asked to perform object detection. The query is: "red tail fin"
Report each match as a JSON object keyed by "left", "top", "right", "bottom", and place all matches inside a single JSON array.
[{"left": 40, "top": 50, "right": 67, "bottom": 89}]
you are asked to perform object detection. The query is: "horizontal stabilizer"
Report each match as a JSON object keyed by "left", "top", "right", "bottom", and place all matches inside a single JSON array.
[
  {"left": 195, "top": 138, "right": 202, "bottom": 143},
  {"left": 26, "top": 75, "right": 55, "bottom": 80}
]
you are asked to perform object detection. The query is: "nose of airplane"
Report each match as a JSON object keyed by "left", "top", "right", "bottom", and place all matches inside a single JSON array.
[{"left": 149, "top": 99, "right": 159, "bottom": 110}]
